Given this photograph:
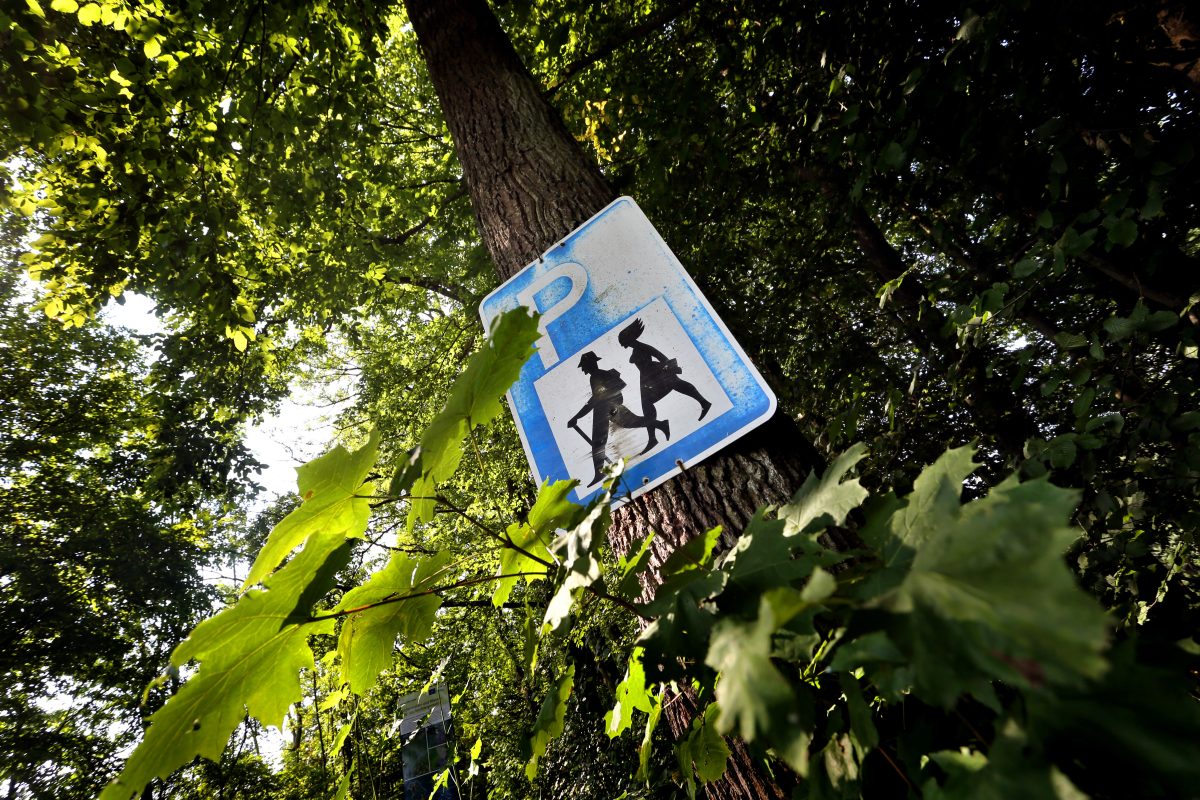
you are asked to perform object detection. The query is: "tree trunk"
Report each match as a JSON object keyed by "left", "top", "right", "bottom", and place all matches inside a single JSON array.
[{"left": 404, "top": 1, "right": 820, "bottom": 797}]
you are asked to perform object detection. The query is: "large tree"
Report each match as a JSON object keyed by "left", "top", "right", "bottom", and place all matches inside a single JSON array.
[{"left": 403, "top": 1, "right": 821, "bottom": 795}]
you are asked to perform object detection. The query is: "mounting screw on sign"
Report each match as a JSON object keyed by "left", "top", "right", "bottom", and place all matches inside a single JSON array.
[{"left": 480, "top": 196, "right": 775, "bottom": 507}]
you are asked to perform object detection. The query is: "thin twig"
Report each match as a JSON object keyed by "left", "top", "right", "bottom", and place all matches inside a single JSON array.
[
  {"left": 309, "top": 571, "right": 544, "bottom": 622},
  {"left": 878, "top": 745, "right": 915, "bottom": 792},
  {"left": 437, "top": 495, "right": 557, "bottom": 570}
]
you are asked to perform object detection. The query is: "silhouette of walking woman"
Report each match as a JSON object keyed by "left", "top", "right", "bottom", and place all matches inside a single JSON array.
[
  {"left": 567, "top": 351, "right": 669, "bottom": 485},
  {"left": 618, "top": 318, "right": 712, "bottom": 430}
]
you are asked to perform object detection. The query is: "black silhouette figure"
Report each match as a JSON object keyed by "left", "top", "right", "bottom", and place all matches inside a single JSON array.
[
  {"left": 567, "top": 351, "right": 669, "bottom": 485},
  {"left": 618, "top": 318, "right": 712, "bottom": 428}
]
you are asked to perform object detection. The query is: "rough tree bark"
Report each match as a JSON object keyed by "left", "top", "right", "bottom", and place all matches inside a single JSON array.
[{"left": 404, "top": 1, "right": 821, "bottom": 797}]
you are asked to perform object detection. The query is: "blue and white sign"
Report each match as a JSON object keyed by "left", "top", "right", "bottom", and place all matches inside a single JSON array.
[{"left": 479, "top": 197, "right": 776, "bottom": 506}]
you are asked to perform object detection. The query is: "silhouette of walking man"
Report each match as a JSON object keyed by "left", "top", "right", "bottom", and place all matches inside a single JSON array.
[
  {"left": 567, "top": 351, "right": 669, "bottom": 485},
  {"left": 618, "top": 318, "right": 712, "bottom": 428}
]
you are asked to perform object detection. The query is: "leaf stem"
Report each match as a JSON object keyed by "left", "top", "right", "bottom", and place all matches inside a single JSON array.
[
  {"left": 436, "top": 495, "right": 557, "bottom": 570},
  {"left": 308, "top": 572, "right": 545, "bottom": 622}
]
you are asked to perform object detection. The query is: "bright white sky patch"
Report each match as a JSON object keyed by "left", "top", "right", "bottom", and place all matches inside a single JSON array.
[
  {"left": 99, "top": 291, "right": 160, "bottom": 335},
  {"left": 244, "top": 397, "right": 339, "bottom": 498}
]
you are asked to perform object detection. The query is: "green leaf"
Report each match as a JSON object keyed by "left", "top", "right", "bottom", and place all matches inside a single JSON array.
[
  {"left": 648, "top": 525, "right": 723, "bottom": 608},
  {"left": 717, "top": 511, "right": 814, "bottom": 599},
  {"left": 956, "top": 14, "right": 982, "bottom": 40},
  {"left": 879, "top": 142, "right": 906, "bottom": 169},
  {"left": 675, "top": 737, "right": 698, "bottom": 800},
  {"left": 778, "top": 443, "right": 868, "bottom": 535},
  {"left": 318, "top": 687, "right": 348, "bottom": 712},
  {"left": 604, "top": 647, "right": 654, "bottom": 738},
  {"left": 892, "top": 444, "right": 977, "bottom": 551},
  {"left": 525, "top": 664, "right": 574, "bottom": 780},
  {"left": 800, "top": 566, "right": 836, "bottom": 604},
  {"left": 924, "top": 722, "right": 1087, "bottom": 800},
  {"left": 244, "top": 430, "right": 380, "bottom": 589},
  {"left": 1140, "top": 310, "right": 1177, "bottom": 333},
  {"left": 1103, "top": 314, "right": 1137, "bottom": 341},
  {"left": 1044, "top": 434, "right": 1077, "bottom": 469},
  {"left": 818, "top": 734, "right": 861, "bottom": 792},
  {"left": 839, "top": 674, "right": 878, "bottom": 758},
  {"left": 1169, "top": 410, "right": 1200, "bottom": 433},
  {"left": 706, "top": 593, "right": 811, "bottom": 773},
  {"left": 143, "top": 37, "right": 162, "bottom": 59},
  {"left": 873, "top": 465, "right": 1109, "bottom": 706},
  {"left": 101, "top": 535, "right": 349, "bottom": 800},
  {"left": 409, "top": 308, "right": 539, "bottom": 530},
  {"left": 686, "top": 703, "right": 731, "bottom": 784},
  {"left": 1012, "top": 257, "right": 1041, "bottom": 278},
  {"left": 386, "top": 446, "right": 422, "bottom": 497},
  {"left": 1025, "top": 642, "right": 1200, "bottom": 796},
  {"left": 855, "top": 491, "right": 908, "bottom": 571},
  {"left": 1141, "top": 190, "right": 1164, "bottom": 219},
  {"left": 615, "top": 531, "right": 655, "bottom": 600},
  {"left": 331, "top": 719, "right": 353, "bottom": 754},
  {"left": 1072, "top": 387, "right": 1095, "bottom": 419},
  {"left": 1107, "top": 217, "right": 1137, "bottom": 247},
  {"left": 638, "top": 576, "right": 722, "bottom": 684},
  {"left": 76, "top": 2, "right": 100, "bottom": 25},
  {"left": 521, "top": 605, "right": 540, "bottom": 672},
  {"left": 636, "top": 687, "right": 665, "bottom": 781},
  {"left": 829, "top": 630, "right": 906, "bottom": 672},
  {"left": 332, "top": 770, "right": 352, "bottom": 800},
  {"left": 335, "top": 550, "right": 454, "bottom": 694},
  {"left": 49, "top": 0, "right": 77, "bottom": 11},
  {"left": 493, "top": 479, "right": 581, "bottom": 606},
  {"left": 542, "top": 502, "right": 608, "bottom": 634},
  {"left": 1053, "top": 332, "right": 1088, "bottom": 349}
]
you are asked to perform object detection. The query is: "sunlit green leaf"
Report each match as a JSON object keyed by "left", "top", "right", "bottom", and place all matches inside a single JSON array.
[
  {"left": 101, "top": 535, "right": 350, "bottom": 800},
  {"left": 605, "top": 647, "right": 654, "bottom": 738},
  {"left": 409, "top": 308, "right": 539, "bottom": 530},
  {"left": 542, "top": 502, "right": 607, "bottom": 633},
  {"left": 335, "top": 550, "right": 454, "bottom": 694},
  {"left": 525, "top": 664, "right": 574, "bottom": 780},
  {"left": 244, "top": 430, "right": 380, "bottom": 588},
  {"left": 493, "top": 478, "right": 582, "bottom": 606}
]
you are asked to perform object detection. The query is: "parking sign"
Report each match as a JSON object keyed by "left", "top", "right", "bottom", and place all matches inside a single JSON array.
[{"left": 479, "top": 197, "right": 776, "bottom": 505}]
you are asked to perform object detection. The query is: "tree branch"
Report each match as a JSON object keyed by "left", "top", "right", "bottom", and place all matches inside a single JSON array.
[
  {"left": 388, "top": 276, "right": 465, "bottom": 305},
  {"left": 545, "top": 0, "right": 699, "bottom": 94},
  {"left": 310, "top": 571, "right": 544, "bottom": 621}
]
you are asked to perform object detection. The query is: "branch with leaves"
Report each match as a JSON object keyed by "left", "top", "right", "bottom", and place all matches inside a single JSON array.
[{"left": 101, "top": 308, "right": 1200, "bottom": 800}]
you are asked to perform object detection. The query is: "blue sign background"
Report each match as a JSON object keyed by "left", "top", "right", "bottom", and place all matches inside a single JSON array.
[{"left": 479, "top": 197, "right": 776, "bottom": 505}]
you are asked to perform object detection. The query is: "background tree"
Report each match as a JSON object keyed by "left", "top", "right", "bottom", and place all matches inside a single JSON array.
[{"left": 0, "top": 212, "right": 242, "bottom": 799}]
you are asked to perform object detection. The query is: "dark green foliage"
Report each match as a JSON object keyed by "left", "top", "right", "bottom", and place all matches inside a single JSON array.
[{"left": 526, "top": 0, "right": 1200, "bottom": 668}]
